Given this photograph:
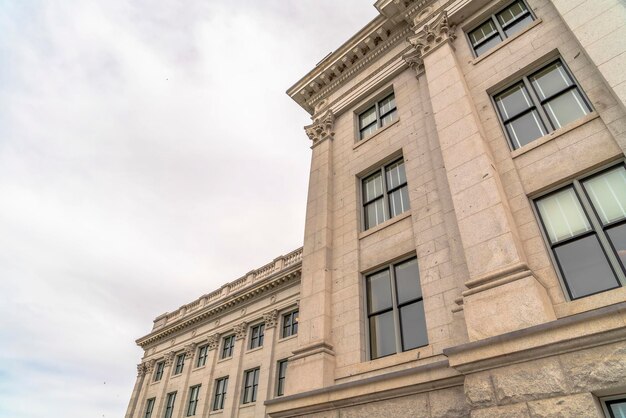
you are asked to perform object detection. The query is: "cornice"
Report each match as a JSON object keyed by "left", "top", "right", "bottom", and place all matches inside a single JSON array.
[{"left": 135, "top": 267, "right": 301, "bottom": 348}]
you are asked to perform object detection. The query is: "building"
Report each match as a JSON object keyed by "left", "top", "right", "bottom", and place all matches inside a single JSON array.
[{"left": 125, "top": 0, "right": 626, "bottom": 417}]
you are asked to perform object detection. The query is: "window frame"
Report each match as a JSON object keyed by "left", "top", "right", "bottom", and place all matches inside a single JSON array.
[
  {"left": 602, "top": 395, "right": 626, "bottom": 418},
  {"left": 364, "top": 256, "right": 428, "bottom": 360},
  {"left": 281, "top": 310, "right": 299, "bottom": 339},
  {"left": 174, "top": 353, "right": 185, "bottom": 375},
  {"left": 466, "top": 0, "right": 536, "bottom": 57},
  {"left": 144, "top": 397, "right": 155, "bottom": 418},
  {"left": 153, "top": 361, "right": 164, "bottom": 382},
  {"left": 186, "top": 385, "right": 201, "bottom": 416},
  {"left": 164, "top": 391, "right": 177, "bottom": 418},
  {"left": 221, "top": 335, "right": 235, "bottom": 359},
  {"left": 360, "top": 156, "right": 410, "bottom": 231},
  {"left": 212, "top": 376, "right": 229, "bottom": 411},
  {"left": 532, "top": 162, "right": 626, "bottom": 301},
  {"left": 357, "top": 92, "right": 398, "bottom": 140},
  {"left": 196, "top": 345, "right": 208, "bottom": 368},
  {"left": 276, "top": 359, "right": 288, "bottom": 397},
  {"left": 249, "top": 323, "right": 265, "bottom": 350},
  {"left": 242, "top": 367, "right": 260, "bottom": 404},
  {"left": 492, "top": 58, "right": 593, "bottom": 151}
]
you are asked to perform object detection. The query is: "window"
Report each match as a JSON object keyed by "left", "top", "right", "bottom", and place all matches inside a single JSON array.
[
  {"left": 366, "top": 257, "right": 428, "bottom": 359},
  {"left": 164, "top": 392, "right": 177, "bottom": 418},
  {"left": 186, "top": 385, "right": 201, "bottom": 416},
  {"left": 535, "top": 164, "right": 626, "bottom": 300},
  {"left": 358, "top": 92, "right": 397, "bottom": 140},
  {"left": 468, "top": 0, "right": 535, "bottom": 56},
  {"left": 144, "top": 398, "right": 155, "bottom": 418},
  {"left": 605, "top": 397, "right": 626, "bottom": 418},
  {"left": 196, "top": 345, "right": 208, "bottom": 368},
  {"left": 281, "top": 311, "right": 299, "bottom": 338},
  {"left": 153, "top": 361, "right": 164, "bottom": 382},
  {"left": 174, "top": 353, "right": 185, "bottom": 375},
  {"left": 221, "top": 335, "right": 235, "bottom": 359},
  {"left": 249, "top": 323, "right": 265, "bottom": 349},
  {"left": 493, "top": 59, "right": 592, "bottom": 150},
  {"left": 212, "top": 377, "right": 228, "bottom": 411},
  {"left": 242, "top": 368, "right": 260, "bottom": 404},
  {"left": 362, "top": 158, "right": 409, "bottom": 230},
  {"left": 276, "top": 360, "right": 288, "bottom": 397}
]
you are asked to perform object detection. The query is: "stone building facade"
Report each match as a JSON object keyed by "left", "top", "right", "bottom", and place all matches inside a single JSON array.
[{"left": 126, "top": 0, "right": 626, "bottom": 417}]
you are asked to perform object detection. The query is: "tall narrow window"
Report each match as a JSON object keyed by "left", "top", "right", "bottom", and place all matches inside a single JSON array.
[
  {"left": 276, "top": 360, "right": 288, "bottom": 397},
  {"left": 358, "top": 92, "right": 397, "bottom": 140},
  {"left": 494, "top": 59, "right": 592, "bottom": 150},
  {"left": 174, "top": 353, "right": 185, "bottom": 375},
  {"left": 212, "top": 377, "right": 228, "bottom": 411},
  {"left": 467, "top": 0, "right": 535, "bottom": 56},
  {"left": 221, "top": 335, "right": 235, "bottom": 359},
  {"left": 164, "top": 392, "right": 177, "bottom": 418},
  {"left": 249, "top": 323, "right": 265, "bottom": 349},
  {"left": 196, "top": 345, "right": 208, "bottom": 368},
  {"left": 366, "top": 257, "right": 428, "bottom": 359},
  {"left": 281, "top": 311, "right": 299, "bottom": 338},
  {"left": 153, "top": 361, "right": 164, "bottom": 382},
  {"left": 144, "top": 398, "right": 155, "bottom": 418},
  {"left": 186, "top": 385, "right": 201, "bottom": 416},
  {"left": 242, "top": 368, "right": 260, "bottom": 404},
  {"left": 362, "top": 158, "right": 409, "bottom": 230},
  {"left": 535, "top": 164, "right": 626, "bottom": 299}
]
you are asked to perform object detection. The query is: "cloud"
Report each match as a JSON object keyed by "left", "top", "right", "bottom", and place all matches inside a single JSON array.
[{"left": 0, "top": 0, "right": 377, "bottom": 416}]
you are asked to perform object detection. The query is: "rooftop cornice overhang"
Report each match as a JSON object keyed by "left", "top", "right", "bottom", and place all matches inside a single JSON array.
[
  {"left": 287, "top": 0, "right": 437, "bottom": 116},
  {"left": 135, "top": 264, "right": 302, "bottom": 348}
]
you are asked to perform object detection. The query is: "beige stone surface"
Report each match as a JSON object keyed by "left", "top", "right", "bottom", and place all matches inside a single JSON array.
[{"left": 527, "top": 393, "right": 604, "bottom": 418}]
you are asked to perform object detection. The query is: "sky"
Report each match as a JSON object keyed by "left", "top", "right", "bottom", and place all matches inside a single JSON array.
[{"left": 0, "top": 1, "right": 377, "bottom": 417}]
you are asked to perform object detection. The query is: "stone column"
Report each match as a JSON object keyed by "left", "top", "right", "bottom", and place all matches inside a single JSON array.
[
  {"left": 198, "top": 334, "right": 220, "bottom": 415},
  {"left": 287, "top": 111, "right": 336, "bottom": 394},
  {"left": 124, "top": 362, "right": 147, "bottom": 418},
  {"left": 153, "top": 351, "right": 175, "bottom": 418},
  {"left": 222, "top": 322, "right": 248, "bottom": 417},
  {"left": 255, "top": 310, "right": 279, "bottom": 417},
  {"left": 409, "top": 12, "right": 555, "bottom": 341},
  {"left": 174, "top": 342, "right": 197, "bottom": 417}
]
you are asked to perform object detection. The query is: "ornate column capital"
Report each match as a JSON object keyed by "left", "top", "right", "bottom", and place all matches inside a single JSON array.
[
  {"left": 407, "top": 11, "right": 456, "bottom": 59},
  {"left": 136, "top": 363, "right": 147, "bottom": 377},
  {"left": 402, "top": 48, "right": 424, "bottom": 76},
  {"left": 145, "top": 358, "right": 156, "bottom": 374},
  {"left": 304, "top": 110, "right": 335, "bottom": 147},
  {"left": 234, "top": 321, "right": 248, "bottom": 340},
  {"left": 263, "top": 309, "right": 279, "bottom": 329},
  {"left": 184, "top": 342, "right": 197, "bottom": 360},
  {"left": 207, "top": 333, "right": 220, "bottom": 351},
  {"left": 164, "top": 351, "right": 176, "bottom": 367}
]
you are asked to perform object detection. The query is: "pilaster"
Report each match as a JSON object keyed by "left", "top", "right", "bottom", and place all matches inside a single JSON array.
[
  {"left": 255, "top": 310, "right": 279, "bottom": 416},
  {"left": 153, "top": 351, "right": 175, "bottom": 418},
  {"left": 125, "top": 363, "right": 147, "bottom": 418},
  {"left": 198, "top": 334, "right": 220, "bottom": 416},
  {"left": 223, "top": 323, "right": 248, "bottom": 416},
  {"left": 413, "top": 11, "right": 555, "bottom": 341}
]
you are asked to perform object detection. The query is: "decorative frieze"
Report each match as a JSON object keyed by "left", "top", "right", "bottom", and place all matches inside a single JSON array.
[
  {"left": 263, "top": 309, "right": 279, "bottom": 329},
  {"left": 234, "top": 321, "right": 248, "bottom": 340},
  {"left": 207, "top": 333, "right": 220, "bottom": 351},
  {"left": 407, "top": 11, "right": 456, "bottom": 58},
  {"left": 304, "top": 110, "right": 335, "bottom": 147}
]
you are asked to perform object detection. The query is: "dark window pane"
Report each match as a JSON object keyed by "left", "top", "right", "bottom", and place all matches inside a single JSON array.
[
  {"left": 530, "top": 62, "right": 573, "bottom": 101},
  {"left": 367, "top": 269, "right": 392, "bottom": 313},
  {"left": 385, "top": 160, "right": 406, "bottom": 190},
  {"left": 469, "top": 19, "right": 498, "bottom": 45},
  {"left": 504, "top": 14, "right": 534, "bottom": 37},
  {"left": 359, "top": 106, "right": 377, "bottom": 129},
  {"left": 608, "top": 400, "right": 626, "bottom": 418},
  {"left": 583, "top": 166, "right": 626, "bottom": 225},
  {"left": 607, "top": 223, "right": 626, "bottom": 272},
  {"left": 369, "top": 311, "right": 396, "bottom": 359},
  {"left": 389, "top": 186, "right": 409, "bottom": 218},
  {"left": 394, "top": 258, "right": 421, "bottom": 305},
  {"left": 365, "top": 198, "right": 386, "bottom": 229},
  {"left": 380, "top": 109, "right": 398, "bottom": 127},
  {"left": 495, "top": 83, "right": 533, "bottom": 120},
  {"left": 474, "top": 35, "right": 502, "bottom": 56},
  {"left": 554, "top": 235, "right": 619, "bottom": 299},
  {"left": 543, "top": 89, "right": 590, "bottom": 129},
  {"left": 400, "top": 301, "right": 428, "bottom": 351},
  {"left": 363, "top": 172, "right": 384, "bottom": 202},
  {"left": 505, "top": 110, "right": 546, "bottom": 149},
  {"left": 378, "top": 94, "right": 396, "bottom": 116},
  {"left": 497, "top": 0, "right": 528, "bottom": 26}
]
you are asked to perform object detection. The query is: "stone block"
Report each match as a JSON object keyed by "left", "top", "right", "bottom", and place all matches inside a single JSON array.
[
  {"left": 559, "top": 341, "right": 626, "bottom": 392},
  {"left": 471, "top": 403, "right": 530, "bottom": 418},
  {"left": 465, "top": 372, "right": 496, "bottom": 408},
  {"left": 527, "top": 393, "right": 603, "bottom": 418},
  {"left": 491, "top": 358, "right": 567, "bottom": 405},
  {"left": 339, "top": 393, "right": 430, "bottom": 418},
  {"left": 429, "top": 386, "right": 470, "bottom": 418}
]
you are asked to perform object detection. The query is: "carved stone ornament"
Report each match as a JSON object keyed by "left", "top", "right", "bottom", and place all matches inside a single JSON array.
[
  {"left": 137, "top": 363, "right": 146, "bottom": 377},
  {"left": 263, "top": 309, "right": 279, "bottom": 329},
  {"left": 304, "top": 110, "right": 335, "bottom": 147},
  {"left": 164, "top": 351, "right": 176, "bottom": 367},
  {"left": 184, "top": 342, "right": 197, "bottom": 360},
  {"left": 407, "top": 11, "right": 456, "bottom": 58},
  {"left": 234, "top": 321, "right": 248, "bottom": 340},
  {"left": 402, "top": 48, "right": 424, "bottom": 76},
  {"left": 145, "top": 358, "right": 156, "bottom": 374},
  {"left": 207, "top": 333, "right": 220, "bottom": 351}
]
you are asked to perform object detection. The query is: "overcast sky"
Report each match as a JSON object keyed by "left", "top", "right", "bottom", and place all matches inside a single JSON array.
[{"left": 0, "top": 1, "right": 377, "bottom": 417}]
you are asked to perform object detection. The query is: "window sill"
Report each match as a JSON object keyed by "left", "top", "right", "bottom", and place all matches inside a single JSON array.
[
  {"left": 353, "top": 118, "right": 400, "bottom": 150},
  {"left": 554, "top": 286, "right": 626, "bottom": 319},
  {"left": 208, "top": 410, "right": 223, "bottom": 415},
  {"left": 246, "top": 345, "right": 264, "bottom": 354},
  {"left": 335, "top": 347, "right": 438, "bottom": 382},
  {"left": 278, "top": 334, "right": 298, "bottom": 344},
  {"left": 358, "top": 211, "right": 411, "bottom": 240},
  {"left": 150, "top": 380, "right": 161, "bottom": 386},
  {"left": 240, "top": 402, "right": 256, "bottom": 409},
  {"left": 217, "top": 356, "right": 232, "bottom": 364},
  {"left": 192, "top": 365, "right": 206, "bottom": 372},
  {"left": 471, "top": 18, "right": 542, "bottom": 65},
  {"left": 509, "top": 112, "right": 599, "bottom": 158},
  {"left": 170, "top": 373, "right": 182, "bottom": 380}
]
